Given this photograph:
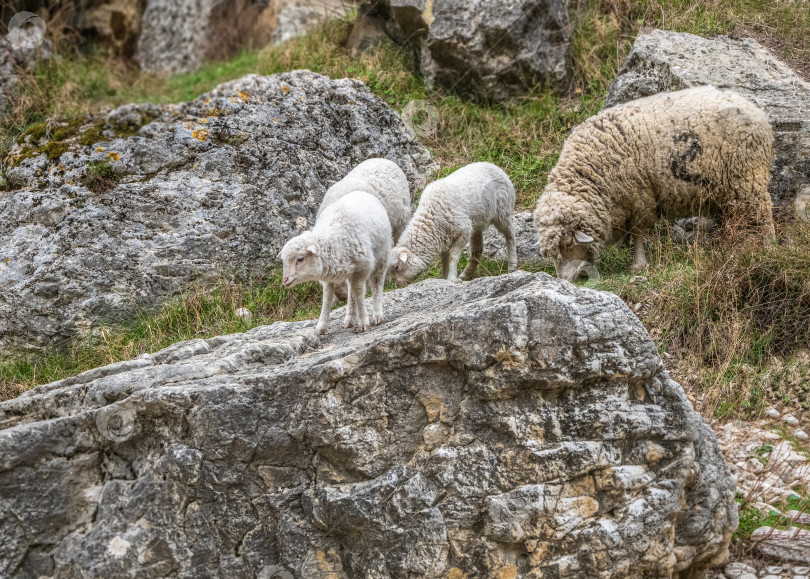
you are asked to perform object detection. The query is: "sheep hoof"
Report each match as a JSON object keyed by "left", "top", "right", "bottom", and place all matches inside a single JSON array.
[
  {"left": 458, "top": 273, "right": 469, "bottom": 281},
  {"left": 631, "top": 263, "right": 648, "bottom": 273},
  {"left": 374, "top": 315, "right": 384, "bottom": 325},
  {"left": 344, "top": 320, "right": 354, "bottom": 329},
  {"left": 316, "top": 324, "right": 328, "bottom": 335}
]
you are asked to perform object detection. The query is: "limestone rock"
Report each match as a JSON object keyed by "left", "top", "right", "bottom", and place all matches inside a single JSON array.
[
  {"left": 271, "top": 0, "right": 350, "bottom": 45},
  {"left": 0, "top": 38, "right": 15, "bottom": 111},
  {"left": 605, "top": 30, "right": 810, "bottom": 209},
  {"left": 751, "top": 527, "right": 810, "bottom": 565},
  {"left": 480, "top": 211, "right": 548, "bottom": 268},
  {"left": 0, "top": 71, "right": 436, "bottom": 352},
  {"left": 0, "top": 33, "right": 51, "bottom": 112},
  {"left": 80, "top": 0, "right": 145, "bottom": 57},
  {"left": 0, "top": 272, "right": 737, "bottom": 577},
  {"left": 134, "top": 0, "right": 262, "bottom": 74},
  {"left": 134, "top": 0, "right": 351, "bottom": 74},
  {"left": 388, "top": 0, "right": 571, "bottom": 101}
]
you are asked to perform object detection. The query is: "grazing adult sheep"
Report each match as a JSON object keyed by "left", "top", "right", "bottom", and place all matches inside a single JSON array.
[
  {"left": 280, "top": 191, "right": 391, "bottom": 334},
  {"left": 389, "top": 162, "right": 517, "bottom": 287},
  {"left": 534, "top": 85, "right": 775, "bottom": 281}
]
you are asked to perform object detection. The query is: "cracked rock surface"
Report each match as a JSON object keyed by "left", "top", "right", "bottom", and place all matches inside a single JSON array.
[
  {"left": 0, "top": 71, "right": 436, "bottom": 352},
  {"left": 0, "top": 272, "right": 737, "bottom": 578},
  {"left": 388, "top": 0, "right": 571, "bottom": 101}
]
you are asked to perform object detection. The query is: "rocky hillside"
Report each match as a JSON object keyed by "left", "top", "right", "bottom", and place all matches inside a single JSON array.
[{"left": 1, "top": 1, "right": 809, "bottom": 577}]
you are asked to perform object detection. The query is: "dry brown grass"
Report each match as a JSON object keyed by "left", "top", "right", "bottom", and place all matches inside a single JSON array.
[{"left": 596, "top": 215, "right": 810, "bottom": 419}]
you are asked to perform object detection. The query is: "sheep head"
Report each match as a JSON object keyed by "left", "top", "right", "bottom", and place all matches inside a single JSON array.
[
  {"left": 534, "top": 186, "right": 602, "bottom": 282},
  {"left": 389, "top": 246, "right": 420, "bottom": 288},
  {"left": 279, "top": 234, "right": 323, "bottom": 287},
  {"left": 556, "top": 230, "right": 598, "bottom": 281}
]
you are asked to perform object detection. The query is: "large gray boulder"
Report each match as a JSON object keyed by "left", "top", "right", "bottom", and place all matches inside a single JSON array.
[
  {"left": 481, "top": 211, "right": 547, "bottom": 268},
  {"left": 271, "top": 0, "right": 351, "bottom": 45},
  {"left": 388, "top": 0, "right": 571, "bottom": 101},
  {"left": 605, "top": 30, "right": 810, "bottom": 209},
  {"left": 134, "top": 0, "right": 260, "bottom": 74},
  {"left": 0, "top": 272, "right": 737, "bottom": 578},
  {"left": 0, "top": 33, "right": 52, "bottom": 112},
  {"left": 134, "top": 0, "right": 351, "bottom": 74},
  {"left": 0, "top": 38, "right": 17, "bottom": 111},
  {"left": 0, "top": 71, "right": 436, "bottom": 352}
]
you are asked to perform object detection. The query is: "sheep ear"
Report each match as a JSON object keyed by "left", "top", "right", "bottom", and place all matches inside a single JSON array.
[
  {"left": 399, "top": 253, "right": 408, "bottom": 263},
  {"left": 574, "top": 230, "right": 594, "bottom": 244},
  {"left": 306, "top": 245, "right": 318, "bottom": 255}
]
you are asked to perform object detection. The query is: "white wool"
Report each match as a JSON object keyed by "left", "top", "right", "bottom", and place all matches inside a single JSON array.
[
  {"left": 534, "top": 86, "right": 775, "bottom": 277},
  {"left": 318, "top": 158, "right": 411, "bottom": 241},
  {"left": 390, "top": 162, "right": 517, "bottom": 285},
  {"left": 280, "top": 191, "right": 392, "bottom": 334}
]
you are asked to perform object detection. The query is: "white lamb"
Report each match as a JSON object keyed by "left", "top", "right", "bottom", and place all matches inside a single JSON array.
[
  {"left": 318, "top": 158, "right": 411, "bottom": 301},
  {"left": 318, "top": 158, "right": 411, "bottom": 241},
  {"left": 389, "top": 162, "right": 517, "bottom": 287},
  {"left": 280, "top": 191, "right": 392, "bottom": 334}
]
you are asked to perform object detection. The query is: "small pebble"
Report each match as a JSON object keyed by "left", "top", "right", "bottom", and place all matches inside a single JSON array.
[
  {"left": 795, "top": 429, "right": 809, "bottom": 441},
  {"left": 634, "top": 302, "right": 643, "bottom": 312},
  {"left": 764, "top": 567, "right": 784, "bottom": 575},
  {"left": 795, "top": 568, "right": 810, "bottom": 575},
  {"left": 725, "top": 563, "right": 758, "bottom": 578},
  {"left": 783, "top": 414, "right": 800, "bottom": 427},
  {"left": 794, "top": 575, "right": 809, "bottom": 579},
  {"left": 631, "top": 275, "right": 648, "bottom": 284},
  {"left": 765, "top": 406, "right": 781, "bottom": 420},
  {"left": 755, "top": 501, "right": 780, "bottom": 515}
]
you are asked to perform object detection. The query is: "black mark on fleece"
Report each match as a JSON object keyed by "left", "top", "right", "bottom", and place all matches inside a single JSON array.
[{"left": 670, "top": 131, "right": 704, "bottom": 184}]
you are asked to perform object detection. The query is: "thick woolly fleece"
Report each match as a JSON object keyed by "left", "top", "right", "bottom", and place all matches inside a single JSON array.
[
  {"left": 280, "top": 191, "right": 392, "bottom": 333},
  {"left": 392, "top": 162, "right": 517, "bottom": 282},
  {"left": 534, "top": 86, "right": 775, "bottom": 265},
  {"left": 318, "top": 157, "right": 412, "bottom": 241}
]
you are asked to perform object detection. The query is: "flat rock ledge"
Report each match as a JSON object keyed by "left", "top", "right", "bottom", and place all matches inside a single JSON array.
[
  {"left": 0, "top": 272, "right": 737, "bottom": 578},
  {"left": 0, "top": 71, "right": 437, "bottom": 352}
]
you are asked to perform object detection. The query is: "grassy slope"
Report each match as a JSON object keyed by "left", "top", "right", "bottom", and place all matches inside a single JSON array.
[{"left": 1, "top": 1, "right": 810, "bottom": 423}]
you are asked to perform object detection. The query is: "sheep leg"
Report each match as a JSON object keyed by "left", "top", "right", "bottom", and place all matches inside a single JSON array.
[
  {"left": 371, "top": 267, "right": 385, "bottom": 325},
  {"left": 441, "top": 253, "right": 450, "bottom": 279},
  {"left": 631, "top": 230, "right": 648, "bottom": 273},
  {"left": 499, "top": 219, "right": 518, "bottom": 273},
  {"left": 349, "top": 276, "right": 368, "bottom": 332},
  {"left": 460, "top": 230, "right": 483, "bottom": 281},
  {"left": 754, "top": 196, "right": 776, "bottom": 244},
  {"left": 445, "top": 237, "right": 467, "bottom": 281},
  {"left": 343, "top": 280, "right": 354, "bottom": 328},
  {"left": 351, "top": 275, "right": 370, "bottom": 332},
  {"left": 316, "top": 282, "right": 336, "bottom": 335}
]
